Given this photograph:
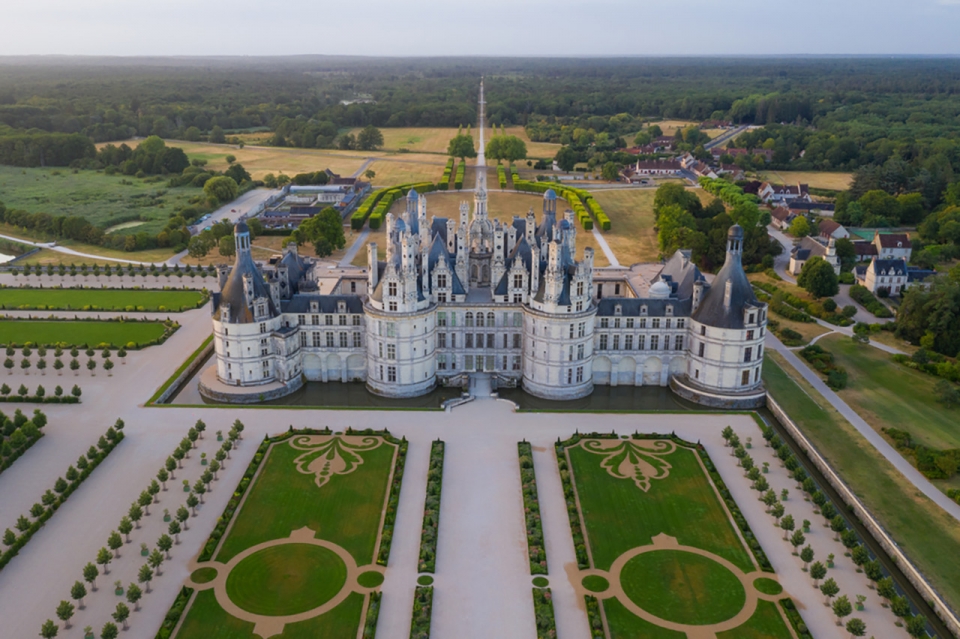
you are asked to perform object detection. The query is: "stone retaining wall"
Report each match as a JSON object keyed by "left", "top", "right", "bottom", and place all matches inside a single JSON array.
[
  {"left": 198, "top": 371, "right": 303, "bottom": 404},
  {"left": 670, "top": 376, "right": 766, "bottom": 409},
  {"left": 154, "top": 340, "right": 216, "bottom": 405},
  {"left": 767, "top": 394, "right": 960, "bottom": 637}
]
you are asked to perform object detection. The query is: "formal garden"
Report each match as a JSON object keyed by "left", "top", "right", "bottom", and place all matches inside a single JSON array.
[
  {"left": 0, "top": 287, "right": 208, "bottom": 312},
  {"left": 558, "top": 434, "right": 796, "bottom": 639},
  {"left": 0, "top": 317, "right": 176, "bottom": 348},
  {"left": 169, "top": 428, "right": 406, "bottom": 639}
]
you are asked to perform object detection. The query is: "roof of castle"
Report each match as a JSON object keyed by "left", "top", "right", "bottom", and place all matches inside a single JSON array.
[{"left": 690, "top": 225, "right": 762, "bottom": 329}]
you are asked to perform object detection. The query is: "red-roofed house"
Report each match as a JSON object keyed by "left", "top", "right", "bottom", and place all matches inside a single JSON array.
[
  {"left": 818, "top": 220, "right": 849, "bottom": 242},
  {"left": 758, "top": 182, "right": 811, "bottom": 204},
  {"left": 873, "top": 232, "right": 912, "bottom": 261}
]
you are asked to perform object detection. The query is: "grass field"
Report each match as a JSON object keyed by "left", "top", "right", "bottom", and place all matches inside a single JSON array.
[
  {"left": 763, "top": 351, "right": 960, "bottom": 612},
  {"left": 0, "top": 319, "right": 169, "bottom": 347},
  {"left": 366, "top": 154, "right": 448, "bottom": 186},
  {"left": 175, "top": 436, "right": 395, "bottom": 639},
  {"left": 385, "top": 190, "right": 610, "bottom": 266},
  {"left": 757, "top": 171, "right": 854, "bottom": 191},
  {"left": 0, "top": 288, "right": 205, "bottom": 311},
  {"left": 805, "top": 334, "right": 960, "bottom": 451},
  {"left": 0, "top": 166, "right": 197, "bottom": 236},
  {"left": 350, "top": 126, "right": 562, "bottom": 159},
  {"left": 567, "top": 439, "right": 791, "bottom": 638}
]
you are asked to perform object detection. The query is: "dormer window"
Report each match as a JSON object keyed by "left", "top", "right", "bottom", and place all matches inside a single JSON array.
[
  {"left": 748, "top": 313, "right": 755, "bottom": 324},
  {"left": 438, "top": 274, "right": 448, "bottom": 289},
  {"left": 337, "top": 301, "right": 346, "bottom": 314},
  {"left": 257, "top": 303, "right": 266, "bottom": 317},
  {"left": 614, "top": 304, "right": 622, "bottom": 316},
  {"left": 388, "top": 282, "right": 397, "bottom": 297},
  {"left": 666, "top": 305, "right": 673, "bottom": 316},
  {"left": 640, "top": 305, "right": 648, "bottom": 316},
  {"left": 310, "top": 301, "right": 319, "bottom": 313}
]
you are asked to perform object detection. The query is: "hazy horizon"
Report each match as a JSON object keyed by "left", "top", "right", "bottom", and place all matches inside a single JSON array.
[{"left": 2, "top": 0, "right": 960, "bottom": 57}]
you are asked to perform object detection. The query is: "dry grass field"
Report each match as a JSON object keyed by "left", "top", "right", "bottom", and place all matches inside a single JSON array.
[
  {"left": 757, "top": 171, "right": 853, "bottom": 191},
  {"left": 366, "top": 154, "right": 448, "bottom": 186},
  {"left": 352, "top": 126, "right": 563, "bottom": 159}
]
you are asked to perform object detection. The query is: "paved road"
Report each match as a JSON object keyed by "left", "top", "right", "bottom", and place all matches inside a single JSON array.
[
  {"left": 590, "top": 227, "right": 620, "bottom": 267},
  {"left": 766, "top": 332, "right": 960, "bottom": 521},
  {"left": 0, "top": 233, "right": 157, "bottom": 266},
  {"left": 704, "top": 124, "right": 751, "bottom": 150},
  {"left": 188, "top": 187, "right": 279, "bottom": 233},
  {"left": 766, "top": 224, "right": 797, "bottom": 283},
  {"left": 339, "top": 229, "right": 370, "bottom": 268}
]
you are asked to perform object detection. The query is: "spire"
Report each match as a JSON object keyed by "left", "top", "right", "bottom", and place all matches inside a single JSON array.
[
  {"left": 234, "top": 221, "right": 251, "bottom": 258},
  {"left": 725, "top": 224, "right": 743, "bottom": 266}
]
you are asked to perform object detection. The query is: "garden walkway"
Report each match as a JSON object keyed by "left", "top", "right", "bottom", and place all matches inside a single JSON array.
[{"left": 766, "top": 332, "right": 960, "bottom": 522}]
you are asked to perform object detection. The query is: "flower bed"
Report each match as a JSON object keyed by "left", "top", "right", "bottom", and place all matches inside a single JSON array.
[
  {"left": 417, "top": 440, "right": 444, "bottom": 573},
  {"left": 518, "top": 441, "right": 548, "bottom": 575}
]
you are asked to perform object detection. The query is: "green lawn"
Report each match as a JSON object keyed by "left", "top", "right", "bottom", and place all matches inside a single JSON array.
[
  {"left": 0, "top": 288, "right": 205, "bottom": 312},
  {"left": 568, "top": 441, "right": 791, "bottom": 638},
  {"left": 764, "top": 351, "right": 960, "bottom": 612},
  {"left": 568, "top": 444, "right": 753, "bottom": 573},
  {"left": 0, "top": 319, "right": 169, "bottom": 347},
  {"left": 716, "top": 600, "right": 790, "bottom": 639},
  {"left": 811, "top": 334, "right": 960, "bottom": 451},
  {"left": 0, "top": 165, "right": 198, "bottom": 236},
  {"left": 175, "top": 436, "right": 396, "bottom": 639}
]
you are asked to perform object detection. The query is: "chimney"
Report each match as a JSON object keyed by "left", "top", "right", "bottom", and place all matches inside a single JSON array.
[
  {"left": 367, "top": 242, "right": 379, "bottom": 291},
  {"left": 723, "top": 280, "right": 733, "bottom": 309}
]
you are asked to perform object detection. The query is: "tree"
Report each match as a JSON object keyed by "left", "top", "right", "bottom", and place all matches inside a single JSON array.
[
  {"left": 447, "top": 133, "right": 476, "bottom": 159},
  {"left": 138, "top": 490, "right": 152, "bottom": 516},
  {"left": 356, "top": 125, "right": 384, "bottom": 151},
  {"left": 906, "top": 614, "right": 928, "bottom": 638},
  {"left": 554, "top": 146, "right": 577, "bottom": 172},
  {"left": 780, "top": 514, "right": 795, "bottom": 540},
  {"left": 364, "top": 169, "right": 376, "bottom": 181},
  {"left": 108, "top": 531, "right": 123, "bottom": 558},
  {"left": 833, "top": 594, "right": 852, "bottom": 625},
  {"left": 810, "top": 561, "right": 827, "bottom": 587},
  {"left": 165, "top": 456, "right": 177, "bottom": 479},
  {"left": 203, "top": 176, "right": 239, "bottom": 204},
  {"left": 100, "top": 621, "right": 119, "bottom": 639},
  {"left": 118, "top": 516, "right": 133, "bottom": 543},
  {"left": 148, "top": 548, "right": 164, "bottom": 576},
  {"left": 800, "top": 545, "right": 814, "bottom": 571},
  {"left": 194, "top": 480, "right": 207, "bottom": 503},
  {"left": 82, "top": 562, "right": 99, "bottom": 591},
  {"left": 157, "top": 468, "right": 169, "bottom": 491},
  {"left": 157, "top": 533, "right": 173, "bottom": 559},
  {"left": 292, "top": 207, "right": 346, "bottom": 257},
  {"left": 820, "top": 577, "right": 840, "bottom": 605},
  {"left": 788, "top": 216, "right": 811, "bottom": 237},
  {"left": 210, "top": 126, "right": 226, "bottom": 144},
  {"left": 187, "top": 492, "right": 199, "bottom": 516},
  {"left": 486, "top": 135, "right": 527, "bottom": 163},
  {"left": 225, "top": 162, "right": 251, "bottom": 185},
  {"left": 137, "top": 564, "right": 153, "bottom": 593},
  {"left": 39, "top": 619, "right": 58, "bottom": 638},
  {"left": 168, "top": 519, "right": 181, "bottom": 544},
  {"left": 112, "top": 602, "right": 130, "bottom": 631},
  {"left": 55, "top": 600, "right": 74, "bottom": 629},
  {"left": 790, "top": 529, "right": 806, "bottom": 554},
  {"left": 798, "top": 256, "right": 839, "bottom": 298},
  {"left": 842, "top": 616, "right": 867, "bottom": 638},
  {"left": 3, "top": 528, "right": 15, "bottom": 546},
  {"left": 128, "top": 503, "right": 143, "bottom": 529},
  {"left": 126, "top": 583, "right": 143, "bottom": 611},
  {"left": 601, "top": 162, "right": 620, "bottom": 182},
  {"left": 70, "top": 581, "right": 87, "bottom": 609},
  {"left": 176, "top": 505, "right": 190, "bottom": 530},
  {"left": 96, "top": 547, "right": 112, "bottom": 575}
]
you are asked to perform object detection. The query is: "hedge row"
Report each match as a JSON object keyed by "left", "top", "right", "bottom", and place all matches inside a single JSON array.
[
  {"left": 439, "top": 158, "right": 454, "bottom": 191},
  {"left": 1, "top": 423, "right": 123, "bottom": 573},
  {"left": 947, "top": 488, "right": 960, "bottom": 506},
  {"left": 361, "top": 591, "right": 381, "bottom": 639},
  {"left": 584, "top": 595, "right": 604, "bottom": 638},
  {"left": 497, "top": 164, "right": 507, "bottom": 189},
  {"left": 10, "top": 264, "right": 217, "bottom": 278},
  {"left": 514, "top": 180, "right": 593, "bottom": 230},
  {"left": 446, "top": 159, "right": 457, "bottom": 190},
  {"left": 0, "top": 408, "right": 46, "bottom": 476},
  {"left": 352, "top": 189, "right": 391, "bottom": 231},
  {"left": 532, "top": 587, "right": 557, "bottom": 639},
  {"left": 154, "top": 586, "right": 194, "bottom": 639},
  {"left": 754, "top": 280, "right": 852, "bottom": 326},
  {"left": 518, "top": 441, "right": 548, "bottom": 575},
  {"left": 454, "top": 161, "right": 465, "bottom": 190},
  {"left": 779, "top": 598, "right": 813, "bottom": 639},
  {"left": 418, "top": 440, "right": 444, "bottom": 573},
  {"left": 849, "top": 285, "right": 894, "bottom": 318},
  {"left": 881, "top": 426, "right": 959, "bottom": 481},
  {"left": 410, "top": 586, "right": 434, "bottom": 638},
  {"left": 509, "top": 163, "right": 520, "bottom": 184},
  {"left": 698, "top": 176, "right": 761, "bottom": 208},
  {"left": 892, "top": 350, "right": 960, "bottom": 385},
  {"left": 371, "top": 427, "right": 407, "bottom": 567},
  {"left": 799, "top": 344, "right": 849, "bottom": 390}
]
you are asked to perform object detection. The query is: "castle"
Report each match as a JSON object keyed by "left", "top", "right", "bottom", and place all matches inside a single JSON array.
[{"left": 205, "top": 175, "right": 768, "bottom": 408}]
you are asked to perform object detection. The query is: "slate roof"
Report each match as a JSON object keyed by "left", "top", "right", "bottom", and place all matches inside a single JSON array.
[
  {"left": 281, "top": 294, "right": 363, "bottom": 314},
  {"left": 691, "top": 225, "right": 762, "bottom": 330},
  {"left": 596, "top": 297, "right": 692, "bottom": 317},
  {"left": 214, "top": 242, "right": 278, "bottom": 323},
  {"left": 871, "top": 258, "right": 907, "bottom": 275},
  {"left": 876, "top": 233, "right": 911, "bottom": 249}
]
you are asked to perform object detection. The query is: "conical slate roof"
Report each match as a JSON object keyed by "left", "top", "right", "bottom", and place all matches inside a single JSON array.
[{"left": 691, "top": 225, "right": 761, "bottom": 330}]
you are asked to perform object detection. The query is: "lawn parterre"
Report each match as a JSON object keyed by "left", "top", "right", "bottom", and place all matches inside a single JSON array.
[
  {"left": 559, "top": 434, "right": 794, "bottom": 638},
  {"left": 0, "top": 318, "right": 175, "bottom": 348},
  {"left": 0, "top": 287, "right": 208, "bottom": 312},
  {"left": 173, "top": 429, "right": 403, "bottom": 639}
]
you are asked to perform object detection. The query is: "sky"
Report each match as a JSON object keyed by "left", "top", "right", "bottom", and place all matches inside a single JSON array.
[{"left": 2, "top": 0, "right": 960, "bottom": 56}]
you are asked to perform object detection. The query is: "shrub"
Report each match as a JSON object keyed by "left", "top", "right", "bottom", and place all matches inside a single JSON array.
[{"left": 849, "top": 285, "right": 893, "bottom": 318}]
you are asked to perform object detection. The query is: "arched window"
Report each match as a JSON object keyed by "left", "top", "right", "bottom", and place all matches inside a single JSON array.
[
  {"left": 487, "top": 312, "right": 496, "bottom": 326},
  {"left": 465, "top": 312, "right": 474, "bottom": 327},
  {"left": 476, "top": 313, "right": 485, "bottom": 327}
]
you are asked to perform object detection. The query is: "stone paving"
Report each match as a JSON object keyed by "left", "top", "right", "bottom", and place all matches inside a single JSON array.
[{"left": 0, "top": 302, "right": 916, "bottom": 639}]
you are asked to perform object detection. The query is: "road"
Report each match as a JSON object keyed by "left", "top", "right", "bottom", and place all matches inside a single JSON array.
[
  {"left": 704, "top": 124, "right": 751, "bottom": 150},
  {"left": 0, "top": 232, "right": 158, "bottom": 266},
  {"left": 765, "top": 224, "right": 797, "bottom": 283},
  {"left": 188, "top": 187, "right": 279, "bottom": 233}
]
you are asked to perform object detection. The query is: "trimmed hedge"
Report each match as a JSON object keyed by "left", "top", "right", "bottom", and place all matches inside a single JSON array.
[
  {"left": 0, "top": 408, "right": 46, "bottom": 475},
  {"left": 518, "top": 441, "right": 548, "bottom": 575},
  {"left": 362, "top": 591, "right": 382, "bottom": 639},
  {"left": 446, "top": 159, "right": 457, "bottom": 190},
  {"left": 0, "top": 286, "right": 210, "bottom": 312},
  {"left": 780, "top": 598, "right": 813, "bottom": 639},
  {"left": 439, "top": 158, "right": 454, "bottom": 191},
  {"left": 849, "top": 284, "right": 894, "bottom": 318},
  {"left": 0, "top": 423, "right": 123, "bottom": 573},
  {"left": 410, "top": 586, "right": 434, "bottom": 638},
  {"left": 352, "top": 189, "right": 390, "bottom": 231},
  {"left": 374, "top": 428, "right": 408, "bottom": 567},
  {"left": 454, "top": 161, "right": 465, "bottom": 190},
  {"left": 799, "top": 344, "right": 848, "bottom": 390},
  {"left": 154, "top": 586, "right": 194, "bottom": 639},
  {"left": 532, "top": 587, "right": 557, "bottom": 639},
  {"left": 417, "top": 440, "right": 444, "bottom": 573}
]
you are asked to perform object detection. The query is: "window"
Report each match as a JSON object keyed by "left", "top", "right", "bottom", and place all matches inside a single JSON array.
[
  {"left": 388, "top": 282, "right": 397, "bottom": 297},
  {"left": 674, "top": 335, "right": 683, "bottom": 350},
  {"left": 748, "top": 313, "right": 755, "bottom": 324},
  {"left": 741, "top": 370, "right": 750, "bottom": 386},
  {"left": 600, "top": 318, "right": 609, "bottom": 328},
  {"left": 387, "top": 344, "right": 396, "bottom": 360},
  {"left": 466, "top": 334, "right": 474, "bottom": 348},
  {"left": 313, "top": 332, "right": 322, "bottom": 348},
  {"left": 438, "top": 354, "right": 447, "bottom": 370},
  {"left": 487, "top": 312, "right": 496, "bottom": 326},
  {"left": 379, "top": 365, "right": 383, "bottom": 381},
  {"left": 512, "top": 356, "right": 521, "bottom": 370},
  {"left": 438, "top": 274, "right": 447, "bottom": 288},
  {"left": 614, "top": 318, "right": 621, "bottom": 329},
  {"left": 224, "top": 328, "right": 229, "bottom": 336},
  {"left": 514, "top": 293, "right": 523, "bottom": 303},
  {"left": 698, "top": 342, "right": 705, "bottom": 357},
  {"left": 465, "top": 312, "right": 474, "bottom": 327},
  {"left": 757, "top": 345, "right": 763, "bottom": 358},
  {"left": 257, "top": 304, "right": 266, "bottom": 317},
  {"left": 613, "top": 335, "right": 620, "bottom": 350},
  {"left": 747, "top": 329, "right": 755, "bottom": 340},
  {"left": 615, "top": 283, "right": 621, "bottom": 295},
  {"left": 577, "top": 281, "right": 584, "bottom": 296},
  {"left": 665, "top": 319, "right": 671, "bottom": 329},
  {"left": 744, "top": 347, "right": 753, "bottom": 362},
  {"left": 451, "top": 334, "right": 457, "bottom": 348},
  {"left": 485, "top": 356, "right": 494, "bottom": 371},
  {"left": 386, "top": 323, "right": 396, "bottom": 338},
  {"left": 569, "top": 324, "right": 575, "bottom": 339},
  {"left": 388, "top": 366, "right": 397, "bottom": 383},
  {"left": 476, "top": 313, "right": 485, "bottom": 327},
  {"left": 438, "top": 312, "right": 447, "bottom": 327},
  {"left": 677, "top": 319, "right": 685, "bottom": 329},
  {"left": 326, "top": 333, "right": 335, "bottom": 347},
  {"left": 514, "top": 274, "right": 524, "bottom": 289},
  {"left": 624, "top": 335, "right": 633, "bottom": 350},
  {"left": 388, "top": 302, "right": 397, "bottom": 312},
  {"left": 259, "top": 323, "right": 266, "bottom": 334},
  {"left": 599, "top": 334, "right": 608, "bottom": 350},
  {"left": 325, "top": 315, "right": 333, "bottom": 326},
  {"left": 465, "top": 355, "right": 474, "bottom": 370},
  {"left": 300, "top": 332, "right": 307, "bottom": 347},
  {"left": 576, "top": 301, "right": 583, "bottom": 312},
  {"left": 652, "top": 318, "right": 661, "bottom": 329},
  {"left": 513, "top": 334, "right": 522, "bottom": 349},
  {"left": 638, "top": 335, "right": 646, "bottom": 350},
  {"left": 567, "top": 368, "right": 573, "bottom": 384},
  {"left": 576, "top": 366, "right": 584, "bottom": 383},
  {"left": 487, "top": 334, "right": 495, "bottom": 348},
  {"left": 755, "top": 367, "right": 761, "bottom": 382},
  {"left": 451, "top": 355, "right": 457, "bottom": 369},
  {"left": 513, "top": 313, "right": 522, "bottom": 327},
  {"left": 503, "top": 334, "right": 509, "bottom": 349},
  {"left": 578, "top": 322, "right": 586, "bottom": 338},
  {"left": 650, "top": 335, "right": 659, "bottom": 350},
  {"left": 626, "top": 318, "right": 634, "bottom": 328},
  {"left": 438, "top": 333, "right": 447, "bottom": 348},
  {"left": 352, "top": 315, "right": 361, "bottom": 326},
  {"left": 353, "top": 332, "right": 362, "bottom": 348},
  {"left": 350, "top": 281, "right": 357, "bottom": 293},
  {"left": 311, "top": 315, "right": 320, "bottom": 325},
  {"left": 336, "top": 332, "right": 345, "bottom": 348},
  {"left": 438, "top": 292, "right": 447, "bottom": 303}
]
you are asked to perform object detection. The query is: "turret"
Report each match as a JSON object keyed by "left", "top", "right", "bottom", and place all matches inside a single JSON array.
[
  {"left": 234, "top": 220, "right": 252, "bottom": 257},
  {"left": 525, "top": 208, "right": 536, "bottom": 246}
]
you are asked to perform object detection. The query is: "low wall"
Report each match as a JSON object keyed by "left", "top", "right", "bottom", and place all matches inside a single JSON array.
[
  {"left": 198, "top": 371, "right": 303, "bottom": 404},
  {"left": 767, "top": 394, "right": 960, "bottom": 637},
  {"left": 670, "top": 376, "right": 766, "bottom": 409},
  {"left": 154, "top": 340, "right": 216, "bottom": 405}
]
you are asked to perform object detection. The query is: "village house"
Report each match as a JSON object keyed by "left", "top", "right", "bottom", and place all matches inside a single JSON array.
[
  {"left": 818, "top": 220, "right": 850, "bottom": 242},
  {"left": 758, "top": 182, "right": 811, "bottom": 204},
  {"left": 788, "top": 237, "right": 840, "bottom": 276}
]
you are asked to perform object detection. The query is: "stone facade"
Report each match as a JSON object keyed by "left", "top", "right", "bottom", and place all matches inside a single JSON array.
[{"left": 209, "top": 174, "right": 767, "bottom": 405}]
